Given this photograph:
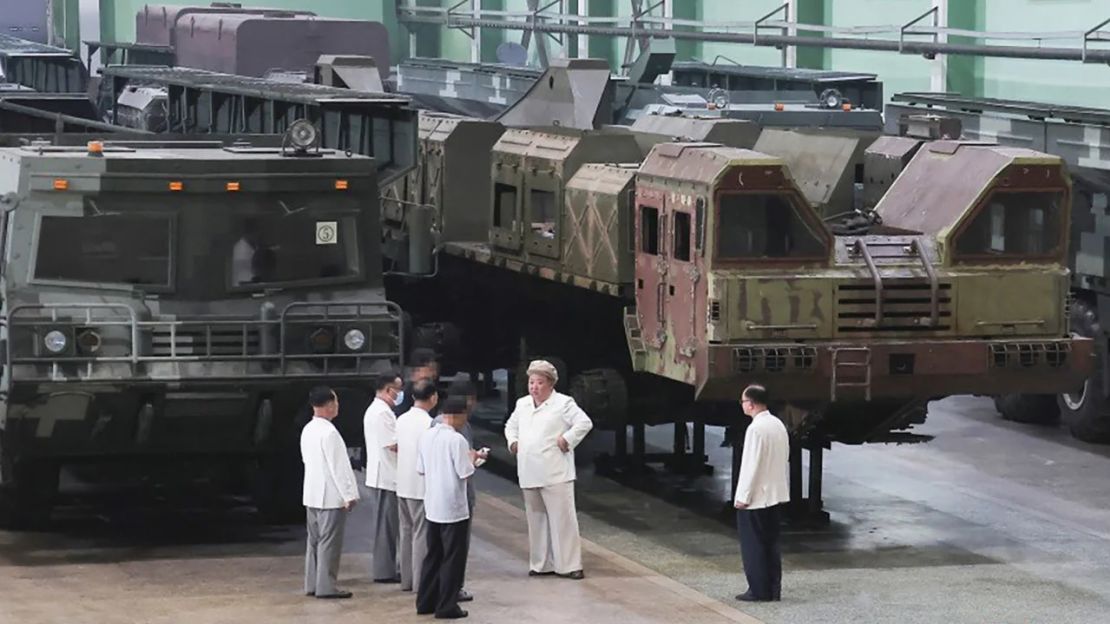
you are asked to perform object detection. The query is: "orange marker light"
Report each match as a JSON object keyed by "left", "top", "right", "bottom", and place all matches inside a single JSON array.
[
  {"left": 53, "top": 178, "right": 69, "bottom": 191},
  {"left": 87, "top": 141, "right": 103, "bottom": 154},
  {"left": 774, "top": 103, "right": 785, "bottom": 112},
  {"left": 335, "top": 179, "right": 349, "bottom": 190},
  {"left": 842, "top": 102, "right": 853, "bottom": 111},
  {"left": 169, "top": 181, "right": 183, "bottom": 191},
  {"left": 226, "top": 181, "right": 241, "bottom": 192}
]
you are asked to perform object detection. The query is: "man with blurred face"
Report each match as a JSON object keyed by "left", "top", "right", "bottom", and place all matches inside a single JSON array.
[
  {"left": 394, "top": 348, "right": 440, "bottom": 417},
  {"left": 301, "top": 386, "right": 359, "bottom": 599},
  {"left": 395, "top": 378, "right": 439, "bottom": 591},
  {"left": 504, "top": 360, "right": 593, "bottom": 579},
  {"left": 364, "top": 370, "right": 404, "bottom": 583},
  {"left": 416, "top": 397, "right": 478, "bottom": 619},
  {"left": 436, "top": 379, "right": 487, "bottom": 602}
]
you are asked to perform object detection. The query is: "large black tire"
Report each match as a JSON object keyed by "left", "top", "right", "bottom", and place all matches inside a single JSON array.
[
  {"left": 1056, "top": 299, "right": 1110, "bottom": 444},
  {"left": 993, "top": 394, "right": 1060, "bottom": 425}
]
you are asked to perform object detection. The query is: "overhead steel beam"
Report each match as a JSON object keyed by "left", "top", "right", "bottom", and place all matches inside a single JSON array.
[{"left": 395, "top": 4, "right": 1110, "bottom": 64}]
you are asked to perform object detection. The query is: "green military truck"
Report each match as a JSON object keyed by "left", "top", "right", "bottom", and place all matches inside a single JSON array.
[
  {"left": 0, "top": 138, "right": 403, "bottom": 526},
  {"left": 885, "top": 94, "right": 1110, "bottom": 443}
]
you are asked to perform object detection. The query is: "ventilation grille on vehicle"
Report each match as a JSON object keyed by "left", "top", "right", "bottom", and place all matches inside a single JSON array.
[
  {"left": 733, "top": 346, "right": 818, "bottom": 374},
  {"left": 989, "top": 342, "right": 1069, "bottom": 369},
  {"left": 837, "top": 280, "right": 952, "bottom": 332},
  {"left": 151, "top": 327, "right": 262, "bottom": 357}
]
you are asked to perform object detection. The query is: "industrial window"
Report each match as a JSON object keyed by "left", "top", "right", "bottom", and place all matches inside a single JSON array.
[
  {"left": 493, "top": 183, "right": 517, "bottom": 229},
  {"left": 529, "top": 189, "right": 557, "bottom": 239},
  {"left": 35, "top": 214, "right": 173, "bottom": 288},
  {"left": 716, "top": 193, "right": 826, "bottom": 260},
  {"left": 954, "top": 191, "right": 1062, "bottom": 258},
  {"left": 230, "top": 212, "right": 360, "bottom": 288},
  {"left": 673, "top": 211, "right": 692, "bottom": 262},
  {"left": 640, "top": 205, "right": 659, "bottom": 255}
]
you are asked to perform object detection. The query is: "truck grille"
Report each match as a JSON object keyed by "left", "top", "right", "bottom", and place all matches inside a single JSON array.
[
  {"left": 837, "top": 280, "right": 952, "bottom": 332},
  {"left": 150, "top": 327, "right": 262, "bottom": 357}
]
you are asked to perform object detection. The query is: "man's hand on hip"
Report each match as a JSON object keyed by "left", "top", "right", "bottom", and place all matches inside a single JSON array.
[
  {"left": 510, "top": 441, "right": 518, "bottom": 454},
  {"left": 734, "top": 501, "right": 748, "bottom": 510},
  {"left": 556, "top": 435, "right": 570, "bottom": 453}
]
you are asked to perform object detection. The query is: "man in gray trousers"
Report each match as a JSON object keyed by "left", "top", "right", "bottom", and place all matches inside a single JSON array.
[
  {"left": 364, "top": 370, "right": 404, "bottom": 583},
  {"left": 301, "top": 386, "right": 360, "bottom": 599},
  {"left": 395, "top": 379, "right": 439, "bottom": 591}
]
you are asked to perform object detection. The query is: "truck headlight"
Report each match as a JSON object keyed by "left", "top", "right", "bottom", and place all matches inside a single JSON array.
[
  {"left": 43, "top": 330, "right": 68, "bottom": 354},
  {"left": 343, "top": 329, "right": 366, "bottom": 351}
]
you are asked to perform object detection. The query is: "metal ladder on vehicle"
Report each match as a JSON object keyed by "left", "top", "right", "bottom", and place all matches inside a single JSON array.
[{"left": 830, "top": 347, "right": 872, "bottom": 402}]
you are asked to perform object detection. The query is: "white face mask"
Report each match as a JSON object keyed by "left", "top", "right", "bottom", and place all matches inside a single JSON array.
[{"left": 393, "top": 390, "right": 405, "bottom": 406}]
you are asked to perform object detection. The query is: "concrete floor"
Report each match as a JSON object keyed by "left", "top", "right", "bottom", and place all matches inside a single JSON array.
[{"left": 2, "top": 394, "right": 1110, "bottom": 623}]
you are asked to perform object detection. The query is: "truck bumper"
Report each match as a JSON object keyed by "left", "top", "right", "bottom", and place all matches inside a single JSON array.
[{"left": 698, "top": 336, "right": 1094, "bottom": 402}]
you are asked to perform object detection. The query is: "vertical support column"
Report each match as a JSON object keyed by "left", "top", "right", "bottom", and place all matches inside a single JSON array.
[
  {"left": 788, "top": 441, "right": 803, "bottom": 508},
  {"left": 481, "top": 0, "right": 506, "bottom": 62},
  {"left": 793, "top": 0, "right": 826, "bottom": 70},
  {"left": 785, "top": 0, "right": 798, "bottom": 68},
  {"left": 658, "top": 0, "right": 672, "bottom": 85},
  {"left": 632, "top": 421, "right": 646, "bottom": 466},
  {"left": 576, "top": 0, "right": 589, "bottom": 58},
  {"left": 79, "top": 0, "right": 102, "bottom": 74},
  {"left": 672, "top": 0, "right": 700, "bottom": 65},
  {"left": 807, "top": 445, "right": 824, "bottom": 515},
  {"left": 930, "top": 0, "right": 948, "bottom": 92},
  {"left": 946, "top": 0, "right": 985, "bottom": 97},
  {"left": 471, "top": 0, "right": 482, "bottom": 62}
]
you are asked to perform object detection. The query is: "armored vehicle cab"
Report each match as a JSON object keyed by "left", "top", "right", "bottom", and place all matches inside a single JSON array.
[
  {"left": 0, "top": 140, "right": 403, "bottom": 525},
  {"left": 627, "top": 142, "right": 1091, "bottom": 438},
  {"left": 627, "top": 115, "right": 760, "bottom": 158}
]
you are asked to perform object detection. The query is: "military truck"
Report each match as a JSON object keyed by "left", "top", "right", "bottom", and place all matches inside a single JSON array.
[
  {"left": 883, "top": 96, "right": 1110, "bottom": 443},
  {"left": 0, "top": 136, "right": 403, "bottom": 526}
]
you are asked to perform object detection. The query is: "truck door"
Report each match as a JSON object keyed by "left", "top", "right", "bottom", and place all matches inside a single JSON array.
[
  {"left": 664, "top": 196, "right": 704, "bottom": 376},
  {"left": 635, "top": 187, "right": 668, "bottom": 351}
]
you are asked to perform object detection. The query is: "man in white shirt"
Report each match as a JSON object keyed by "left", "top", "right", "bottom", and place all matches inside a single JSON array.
[
  {"left": 733, "top": 384, "right": 790, "bottom": 603},
  {"left": 300, "top": 386, "right": 360, "bottom": 599},
  {"left": 364, "top": 370, "right": 404, "bottom": 583},
  {"left": 395, "top": 378, "right": 438, "bottom": 591},
  {"left": 505, "top": 359, "right": 593, "bottom": 580},
  {"left": 416, "top": 397, "right": 477, "bottom": 620}
]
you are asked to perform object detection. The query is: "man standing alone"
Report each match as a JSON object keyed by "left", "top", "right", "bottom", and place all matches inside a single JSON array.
[
  {"left": 396, "top": 379, "right": 439, "bottom": 591},
  {"left": 733, "top": 384, "right": 790, "bottom": 603},
  {"left": 416, "top": 397, "right": 477, "bottom": 619},
  {"left": 505, "top": 360, "right": 593, "bottom": 580},
  {"left": 363, "top": 370, "right": 404, "bottom": 583},
  {"left": 300, "top": 386, "right": 360, "bottom": 599}
]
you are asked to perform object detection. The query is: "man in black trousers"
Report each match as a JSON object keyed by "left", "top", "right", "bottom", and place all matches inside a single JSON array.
[
  {"left": 733, "top": 384, "right": 790, "bottom": 602},
  {"left": 415, "top": 397, "right": 477, "bottom": 619}
]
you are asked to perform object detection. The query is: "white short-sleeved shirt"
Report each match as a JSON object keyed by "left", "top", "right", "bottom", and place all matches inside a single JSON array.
[
  {"left": 363, "top": 397, "right": 398, "bottom": 491},
  {"left": 396, "top": 406, "right": 433, "bottom": 500},
  {"left": 417, "top": 423, "right": 475, "bottom": 524}
]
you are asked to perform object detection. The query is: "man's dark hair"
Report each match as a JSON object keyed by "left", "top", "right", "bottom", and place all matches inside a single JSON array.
[
  {"left": 742, "top": 384, "right": 769, "bottom": 407},
  {"left": 448, "top": 378, "right": 476, "bottom": 399},
  {"left": 309, "top": 386, "right": 336, "bottom": 407},
  {"left": 412, "top": 378, "right": 438, "bottom": 402},
  {"left": 440, "top": 396, "right": 469, "bottom": 416},
  {"left": 374, "top": 369, "right": 402, "bottom": 392},
  {"left": 411, "top": 348, "right": 437, "bottom": 369}
]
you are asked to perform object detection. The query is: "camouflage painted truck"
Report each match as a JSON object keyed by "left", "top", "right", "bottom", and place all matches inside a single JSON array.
[
  {"left": 0, "top": 138, "right": 403, "bottom": 526},
  {"left": 884, "top": 95, "right": 1110, "bottom": 443},
  {"left": 394, "top": 112, "right": 1092, "bottom": 465}
]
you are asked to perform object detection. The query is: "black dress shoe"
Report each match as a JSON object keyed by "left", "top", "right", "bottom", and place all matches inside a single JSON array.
[
  {"left": 374, "top": 576, "right": 402, "bottom": 584},
  {"left": 528, "top": 570, "right": 555, "bottom": 577},
  {"left": 435, "top": 607, "right": 468, "bottom": 619},
  {"left": 305, "top": 591, "right": 315, "bottom": 597},
  {"left": 457, "top": 588, "right": 474, "bottom": 602},
  {"left": 317, "top": 590, "right": 353, "bottom": 599},
  {"left": 735, "top": 592, "right": 771, "bottom": 602},
  {"left": 556, "top": 570, "right": 585, "bottom": 580}
]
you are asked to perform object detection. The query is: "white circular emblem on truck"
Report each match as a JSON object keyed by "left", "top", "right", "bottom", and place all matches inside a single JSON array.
[{"left": 315, "top": 221, "right": 338, "bottom": 245}]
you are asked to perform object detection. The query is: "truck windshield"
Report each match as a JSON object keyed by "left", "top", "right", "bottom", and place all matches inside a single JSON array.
[
  {"left": 716, "top": 192, "right": 827, "bottom": 261},
  {"left": 228, "top": 200, "right": 362, "bottom": 290},
  {"left": 34, "top": 213, "right": 173, "bottom": 288}
]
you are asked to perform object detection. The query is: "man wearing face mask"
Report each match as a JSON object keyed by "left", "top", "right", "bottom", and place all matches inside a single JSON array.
[{"left": 364, "top": 370, "right": 404, "bottom": 583}]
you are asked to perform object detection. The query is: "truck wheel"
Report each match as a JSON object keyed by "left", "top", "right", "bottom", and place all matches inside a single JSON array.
[
  {"left": 1057, "top": 299, "right": 1110, "bottom": 444},
  {"left": 993, "top": 394, "right": 1059, "bottom": 425}
]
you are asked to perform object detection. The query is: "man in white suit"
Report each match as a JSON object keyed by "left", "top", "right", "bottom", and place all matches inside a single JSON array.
[
  {"left": 363, "top": 370, "right": 404, "bottom": 583},
  {"left": 300, "top": 386, "right": 360, "bottom": 599},
  {"left": 395, "top": 378, "right": 439, "bottom": 591},
  {"left": 733, "top": 384, "right": 790, "bottom": 603},
  {"left": 505, "top": 359, "right": 593, "bottom": 580}
]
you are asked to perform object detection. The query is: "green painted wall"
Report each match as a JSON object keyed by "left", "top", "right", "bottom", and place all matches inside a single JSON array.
[
  {"left": 827, "top": 0, "right": 935, "bottom": 98},
  {"left": 981, "top": 1, "right": 1108, "bottom": 108}
]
